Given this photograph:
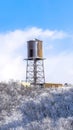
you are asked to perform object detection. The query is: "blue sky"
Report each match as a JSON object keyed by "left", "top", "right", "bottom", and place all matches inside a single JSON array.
[
  {"left": 0, "top": 0, "right": 73, "bottom": 32},
  {"left": 0, "top": 0, "right": 73, "bottom": 83}
]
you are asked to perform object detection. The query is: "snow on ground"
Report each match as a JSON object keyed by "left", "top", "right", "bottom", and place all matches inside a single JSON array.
[{"left": 0, "top": 81, "right": 73, "bottom": 130}]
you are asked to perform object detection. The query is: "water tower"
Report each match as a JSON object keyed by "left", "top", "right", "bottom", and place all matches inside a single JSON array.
[{"left": 25, "top": 39, "right": 45, "bottom": 86}]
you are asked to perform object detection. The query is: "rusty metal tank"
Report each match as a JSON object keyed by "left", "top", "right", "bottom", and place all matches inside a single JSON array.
[
  {"left": 37, "top": 40, "right": 43, "bottom": 58},
  {"left": 27, "top": 39, "right": 43, "bottom": 59}
]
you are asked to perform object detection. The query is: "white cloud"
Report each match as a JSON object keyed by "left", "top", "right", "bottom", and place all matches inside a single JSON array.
[
  {"left": 45, "top": 53, "right": 73, "bottom": 84},
  {"left": 0, "top": 27, "right": 73, "bottom": 83},
  {"left": 39, "top": 29, "right": 68, "bottom": 39}
]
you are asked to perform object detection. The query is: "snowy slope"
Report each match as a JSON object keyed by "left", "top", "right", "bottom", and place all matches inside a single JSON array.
[{"left": 0, "top": 82, "right": 73, "bottom": 130}]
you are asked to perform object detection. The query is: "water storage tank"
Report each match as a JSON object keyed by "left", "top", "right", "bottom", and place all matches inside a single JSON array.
[
  {"left": 37, "top": 40, "right": 43, "bottom": 58},
  {"left": 27, "top": 39, "right": 43, "bottom": 59}
]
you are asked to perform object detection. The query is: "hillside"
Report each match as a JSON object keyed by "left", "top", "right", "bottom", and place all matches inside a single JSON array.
[{"left": 0, "top": 81, "right": 73, "bottom": 130}]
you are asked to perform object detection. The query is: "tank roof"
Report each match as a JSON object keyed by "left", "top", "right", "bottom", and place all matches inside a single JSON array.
[{"left": 27, "top": 39, "right": 42, "bottom": 43}]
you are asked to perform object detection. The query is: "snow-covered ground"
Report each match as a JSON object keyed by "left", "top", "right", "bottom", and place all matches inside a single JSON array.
[{"left": 0, "top": 82, "right": 73, "bottom": 130}]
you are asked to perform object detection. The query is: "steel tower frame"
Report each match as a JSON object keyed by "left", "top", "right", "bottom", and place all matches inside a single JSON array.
[{"left": 25, "top": 58, "right": 45, "bottom": 86}]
